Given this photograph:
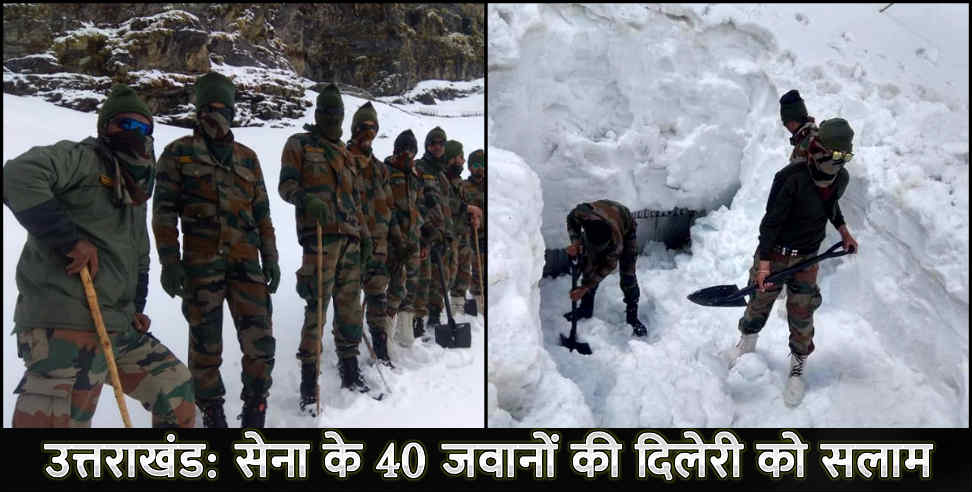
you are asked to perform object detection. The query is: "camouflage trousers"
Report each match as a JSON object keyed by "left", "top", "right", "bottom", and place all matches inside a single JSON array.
[
  {"left": 183, "top": 256, "right": 275, "bottom": 408},
  {"left": 581, "top": 248, "right": 639, "bottom": 304},
  {"left": 451, "top": 231, "right": 474, "bottom": 297},
  {"left": 738, "top": 250, "right": 822, "bottom": 355},
  {"left": 413, "top": 242, "right": 457, "bottom": 318},
  {"left": 387, "top": 248, "right": 421, "bottom": 316},
  {"left": 296, "top": 235, "right": 362, "bottom": 363},
  {"left": 13, "top": 327, "right": 195, "bottom": 428},
  {"left": 362, "top": 255, "right": 390, "bottom": 334}
]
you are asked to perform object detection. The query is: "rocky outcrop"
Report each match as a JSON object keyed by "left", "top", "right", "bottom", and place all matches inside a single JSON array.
[{"left": 3, "top": 3, "right": 483, "bottom": 127}]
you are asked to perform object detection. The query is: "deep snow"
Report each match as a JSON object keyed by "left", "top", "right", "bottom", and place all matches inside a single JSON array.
[
  {"left": 487, "top": 4, "right": 968, "bottom": 427},
  {"left": 2, "top": 78, "right": 485, "bottom": 428}
]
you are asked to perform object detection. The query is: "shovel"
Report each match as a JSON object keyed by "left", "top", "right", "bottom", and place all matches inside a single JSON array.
[
  {"left": 560, "top": 257, "right": 592, "bottom": 355},
  {"left": 687, "top": 241, "right": 851, "bottom": 307},
  {"left": 432, "top": 247, "right": 472, "bottom": 348}
]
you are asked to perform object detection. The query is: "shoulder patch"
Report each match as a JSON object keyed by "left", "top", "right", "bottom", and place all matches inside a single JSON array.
[
  {"left": 99, "top": 175, "right": 113, "bottom": 187},
  {"left": 304, "top": 145, "right": 324, "bottom": 153},
  {"left": 423, "top": 174, "right": 436, "bottom": 180},
  {"left": 178, "top": 155, "right": 193, "bottom": 164},
  {"left": 390, "top": 172, "right": 405, "bottom": 179}
]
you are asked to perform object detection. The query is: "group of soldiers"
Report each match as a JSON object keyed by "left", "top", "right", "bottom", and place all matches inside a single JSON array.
[
  {"left": 562, "top": 89, "right": 858, "bottom": 407},
  {"left": 3, "top": 71, "right": 484, "bottom": 428}
]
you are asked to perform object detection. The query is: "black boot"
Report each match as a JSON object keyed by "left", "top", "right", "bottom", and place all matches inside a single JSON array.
[
  {"left": 427, "top": 307, "right": 442, "bottom": 327},
  {"left": 413, "top": 316, "right": 425, "bottom": 339},
  {"left": 626, "top": 303, "right": 647, "bottom": 337},
  {"left": 299, "top": 363, "right": 318, "bottom": 416},
  {"left": 564, "top": 286, "right": 597, "bottom": 321},
  {"left": 338, "top": 357, "right": 371, "bottom": 394},
  {"left": 239, "top": 399, "right": 267, "bottom": 428},
  {"left": 371, "top": 329, "right": 394, "bottom": 368},
  {"left": 201, "top": 404, "right": 227, "bottom": 428}
]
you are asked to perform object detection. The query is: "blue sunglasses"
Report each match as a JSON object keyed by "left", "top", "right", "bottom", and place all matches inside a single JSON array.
[{"left": 116, "top": 117, "right": 153, "bottom": 136}]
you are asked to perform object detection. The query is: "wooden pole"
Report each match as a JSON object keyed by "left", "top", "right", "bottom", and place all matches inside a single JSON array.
[
  {"left": 316, "top": 224, "right": 323, "bottom": 418},
  {"left": 473, "top": 227, "right": 484, "bottom": 305},
  {"left": 80, "top": 266, "right": 132, "bottom": 428}
]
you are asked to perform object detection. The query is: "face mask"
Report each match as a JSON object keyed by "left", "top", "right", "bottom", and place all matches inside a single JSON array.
[
  {"left": 198, "top": 106, "right": 232, "bottom": 139},
  {"left": 103, "top": 132, "right": 156, "bottom": 205},
  {"left": 810, "top": 161, "right": 839, "bottom": 187},
  {"left": 316, "top": 107, "right": 344, "bottom": 141}
]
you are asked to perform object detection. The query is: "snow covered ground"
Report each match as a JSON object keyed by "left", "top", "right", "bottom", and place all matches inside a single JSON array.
[
  {"left": 2, "top": 78, "right": 485, "bottom": 428},
  {"left": 488, "top": 4, "right": 968, "bottom": 427}
]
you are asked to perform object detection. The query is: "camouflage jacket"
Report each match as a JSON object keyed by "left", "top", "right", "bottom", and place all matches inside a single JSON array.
[
  {"left": 788, "top": 119, "right": 819, "bottom": 165},
  {"left": 448, "top": 173, "right": 470, "bottom": 245},
  {"left": 567, "top": 199, "right": 637, "bottom": 289},
  {"left": 415, "top": 152, "right": 454, "bottom": 249},
  {"left": 4, "top": 138, "right": 149, "bottom": 333},
  {"left": 348, "top": 143, "right": 392, "bottom": 262},
  {"left": 463, "top": 174, "right": 484, "bottom": 241},
  {"left": 384, "top": 154, "right": 423, "bottom": 258},
  {"left": 278, "top": 129, "right": 367, "bottom": 252},
  {"left": 153, "top": 129, "right": 278, "bottom": 266}
]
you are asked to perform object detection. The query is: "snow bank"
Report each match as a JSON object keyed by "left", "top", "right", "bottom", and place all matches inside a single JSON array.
[
  {"left": 488, "top": 4, "right": 968, "bottom": 427},
  {"left": 486, "top": 143, "right": 592, "bottom": 427}
]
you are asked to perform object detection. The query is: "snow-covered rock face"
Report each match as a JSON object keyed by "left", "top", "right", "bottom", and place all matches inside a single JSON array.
[
  {"left": 490, "top": 4, "right": 781, "bottom": 247},
  {"left": 488, "top": 4, "right": 968, "bottom": 427}
]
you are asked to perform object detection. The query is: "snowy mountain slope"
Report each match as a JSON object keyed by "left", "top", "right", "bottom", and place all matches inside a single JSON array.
[
  {"left": 487, "top": 4, "right": 968, "bottom": 427},
  {"left": 2, "top": 79, "right": 485, "bottom": 428}
]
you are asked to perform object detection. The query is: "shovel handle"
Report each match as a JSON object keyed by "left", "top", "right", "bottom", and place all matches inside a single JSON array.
[
  {"left": 80, "top": 266, "right": 133, "bottom": 428},
  {"left": 731, "top": 241, "right": 849, "bottom": 301}
]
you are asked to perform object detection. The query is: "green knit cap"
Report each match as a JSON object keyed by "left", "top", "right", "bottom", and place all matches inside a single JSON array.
[
  {"left": 195, "top": 72, "right": 235, "bottom": 110},
  {"left": 352, "top": 101, "right": 378, "bottom": 133},
  {"left": 468, "top": 149, "right": 485, "bottom": 167},
  {"left": 317, "top": 83, "right": 343, "bottom": 111},
  {"left": 98, "top": 84, "right": 152, "bottom": 134},
  {"left": 818, "top": 118, "right": 854, "bottom": 152},
  {"left": 445, "top": 140, "right": 463, "bottom": 161},
  {"left": 425, "top": 126, "right": 447, "bottom": 148}
]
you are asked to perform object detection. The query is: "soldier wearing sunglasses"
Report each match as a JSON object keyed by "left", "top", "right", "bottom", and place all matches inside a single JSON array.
[
  {"left": 153, "top": 72, "right": 279, "bottom": 428},
  {"left": 727, "top": 117, "right": 860, "bottom": 407},
  {"left": 4, "top": 84, "right": 195, "bottom": 427}
]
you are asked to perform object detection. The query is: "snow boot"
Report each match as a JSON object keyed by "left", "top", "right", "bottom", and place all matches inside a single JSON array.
[
  {"left": 626, "top": 303, "right": 647, "bottom": 337},
  {"left": 395, "top": 310, "right": 415, "bottom": 346},
  {"left": 427, "top": 307, "right": 442, "bottom": 327},
  {"left": 450, "top": 296, "right": 466, "bottom": 316},
  {"left": 239, "top": 398, "right": 267, "bottom": 428},
  {"left": 413, "top": 316, "right": 425, "bottom": 339},
  {"left": 201, "top": 404, "right": 227, "bottom": 428},
  {"left": 564, "top": 287, "right": 596, "bottom": 322},
  {"left": 338, "top": 357, "right": 371, "bottom": 395},
  {"left": 371, "top": 328, "right": 394, "bottom": 368},
  {"left": 783, "top": 352, "right": 808, "bottom": 407},
  {"left": 298, "top": 363, "right": 318, "bottom": 417},
  {"left": 727, "top": 333, "right": 759, "bottom": 368}
]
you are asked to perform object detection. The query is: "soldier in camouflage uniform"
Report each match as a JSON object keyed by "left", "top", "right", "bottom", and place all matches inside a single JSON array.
[
  {"left": 279, "top": 84, "right": 373, "bottom": 414},
  {"left": 463, "top": 149, "right": 486, "bottom": 314},
  {"left": 412, "top": 127, "right": 454, "bottom": 335},
  {"left": 347, "top": 102, "right": 394, "bottom": 367},
  {"left": 727, "top": 118, "right": 859, "bottom": 407},
  {"left": 4, "top": 84, "right": 194, "bottom": 427},
  {"left": 383, "top": 130, "right": 424, "bottom": 347},
  {"left": 564, "top": 199, "right": 647, "bottom": 336},
  {"left": 153, "top": 72, "right": 279, "bottom": 428},
  {"left": 445, "top": 140, "right": 483, "bottom": 315}
]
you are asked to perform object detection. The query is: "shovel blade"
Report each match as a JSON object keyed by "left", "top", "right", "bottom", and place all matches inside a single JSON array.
[
  {"left": 559, "top": 333, "right": 593, "bottom": 355},
  {"left": 435, "top": 322, "right": 472, "bottom": 348},
  {"left": 464, "top": 298, "right": 478, "bottom": 316},
  {"left": 687, "top": 285, "right": 748, "bottom": 307}
]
